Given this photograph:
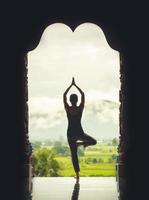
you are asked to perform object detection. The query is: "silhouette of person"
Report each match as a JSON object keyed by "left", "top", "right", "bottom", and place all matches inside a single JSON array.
[
  {"left": 63, "top": 77, "right": 97, "bottom": 179},
  {"left": 71, "top": 179, "right": 80, "bottom": 200}
]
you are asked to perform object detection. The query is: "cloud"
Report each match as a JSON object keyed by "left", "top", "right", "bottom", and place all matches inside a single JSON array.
[
  {"left": 29, "top": 97, "right": 65, "bottom": 130},
  {"left": 29, "top": 95, "right": 119, "bottom": 137}
]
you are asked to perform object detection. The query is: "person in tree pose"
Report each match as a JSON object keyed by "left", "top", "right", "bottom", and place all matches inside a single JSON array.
[{"left": 63, "top": 77, "right": 97, "bottom": 179}]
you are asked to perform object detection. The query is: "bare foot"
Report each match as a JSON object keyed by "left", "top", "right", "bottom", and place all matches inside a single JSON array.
[
  {"left": 74, "top": 172, "right": 80, "bottom": 180},
  {"left": 74, "top": 175, "right": 79, "bottom": 179},
  {"left": 76, "top": 141, "right": 83, "bottom": 147},
  {"left": 83, "top": 144, "right": 86, "bottom": 148}
]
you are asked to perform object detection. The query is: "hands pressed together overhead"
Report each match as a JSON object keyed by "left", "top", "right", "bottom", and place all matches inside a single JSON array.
[{"left": 71, "top": 77, "right": 76, "bottom": 86}]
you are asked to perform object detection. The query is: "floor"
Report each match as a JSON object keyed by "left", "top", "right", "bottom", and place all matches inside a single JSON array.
[{"left": 32, "top": 177, "right": 118, "bottom": 200}]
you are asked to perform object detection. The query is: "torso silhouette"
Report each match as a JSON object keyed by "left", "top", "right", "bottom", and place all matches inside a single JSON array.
[{"left": 66, "top": 105, "right": 84, "bottom": 138}]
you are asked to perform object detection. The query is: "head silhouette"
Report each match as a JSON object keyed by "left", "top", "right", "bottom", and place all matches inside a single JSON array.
[{"left": 70, "top": 94, "right": 78, "bottom": 105}]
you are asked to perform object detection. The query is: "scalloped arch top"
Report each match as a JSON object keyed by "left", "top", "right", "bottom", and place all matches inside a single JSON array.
[{"left": 27, "top": 22, "right": 120, "bottom": 52}]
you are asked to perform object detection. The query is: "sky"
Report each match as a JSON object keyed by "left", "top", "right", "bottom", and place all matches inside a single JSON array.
[{"left": 28, "top": 23, "right": 120, "bottom": 142}]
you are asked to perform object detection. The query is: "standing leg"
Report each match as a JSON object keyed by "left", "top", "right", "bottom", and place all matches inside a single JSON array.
[{"left": 68, "top": 138, "right": 80, "bottom": 176}]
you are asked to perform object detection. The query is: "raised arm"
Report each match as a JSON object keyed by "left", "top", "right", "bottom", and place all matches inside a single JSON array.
[
  {"left": 63, "top": 83, "right": 72, "bottom": 109},
  {"left": 73, "top": 78, "right": 85, "bottom": 108}
]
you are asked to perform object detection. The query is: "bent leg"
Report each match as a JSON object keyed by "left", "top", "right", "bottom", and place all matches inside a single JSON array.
[
  {"left": 79, "top": 133, "right": 97, "bottom": 147},
  {"left": 68, "top": 139, "right": 80, "bottom": 173}
]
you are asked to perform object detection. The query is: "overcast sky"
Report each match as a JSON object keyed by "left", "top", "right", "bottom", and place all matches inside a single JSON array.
[{"left": 28, "top": 23, "right": 120, "bottom": 141}]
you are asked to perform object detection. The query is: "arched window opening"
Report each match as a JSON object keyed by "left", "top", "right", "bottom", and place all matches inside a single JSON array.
[{"left": 28, "top": 23, "right": 120, "bottom": 199}]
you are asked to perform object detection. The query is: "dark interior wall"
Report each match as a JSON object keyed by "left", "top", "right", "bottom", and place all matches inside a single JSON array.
[
  {"left": 120, "top": 50, "right": 149, "bottom": 199},
  {"left": 1, "top": 3, "right": 148, "bottom": 200}
]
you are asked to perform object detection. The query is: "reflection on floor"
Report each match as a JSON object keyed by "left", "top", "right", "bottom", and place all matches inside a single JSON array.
[{"left": 32, "top": 177, "right": 118, "bottom": 200}]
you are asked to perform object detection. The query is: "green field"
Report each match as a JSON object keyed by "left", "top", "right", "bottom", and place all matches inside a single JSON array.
[
  {"left": 32, "top": 141, "right": 118, "bottom": 177},
  {"left": 55, "top": 145, "right": 117, "bottom": 177}
]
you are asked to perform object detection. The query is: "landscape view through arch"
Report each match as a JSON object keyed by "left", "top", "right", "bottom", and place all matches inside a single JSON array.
[{"left": 28, "top": 23, "right": 120, "bottom": 177}]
